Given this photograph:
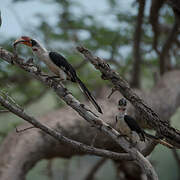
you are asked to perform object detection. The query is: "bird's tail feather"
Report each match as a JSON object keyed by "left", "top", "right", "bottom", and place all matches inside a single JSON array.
[
  {"left": 76, "top": 77, "right": 103, "bottom": 114},
  {"left": 143, "top": 131, "right": 174, "bottom": 149}
]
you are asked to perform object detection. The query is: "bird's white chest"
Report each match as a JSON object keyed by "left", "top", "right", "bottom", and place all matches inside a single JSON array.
[
  {"left": 116, "top": 114, "right": 131, "bottom": 135},
  {"left": 36, "top": 52, "right": 67, "bottom": 80}
]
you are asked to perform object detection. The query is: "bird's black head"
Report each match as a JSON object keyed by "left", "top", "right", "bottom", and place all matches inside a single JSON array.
[{"left": 118, "top": 98, "right": 127, "bottom": 107}]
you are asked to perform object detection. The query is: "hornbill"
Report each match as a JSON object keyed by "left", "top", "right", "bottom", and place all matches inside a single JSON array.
[
  {"left": 115, "top": 98, "right": 173, "bottom": 148},
  {"left": 116, "top": 98, "right": 145, "bottom": 142},
  {"left": 13, "top": 36, "right": 103, "bottom": 114}
]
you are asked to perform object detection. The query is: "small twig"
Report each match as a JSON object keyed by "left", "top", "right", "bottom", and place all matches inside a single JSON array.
[
  {"left": 0, "top": 47, "right": 158, "bottom": 180},
  {"left": 16, "top": 126, "right": 35, "bottom": 133},
  {"left": 76, "top": 46, "right": 180, "bottom": 148},
  {"left": 0, "top": 93, "right": 132, "bottom": 161},
  {"left": 107, "top": 87, "right": 117, "bottom": 99},
  {"left": 0, "top": 91, "right": 23, "bottom": 112}
]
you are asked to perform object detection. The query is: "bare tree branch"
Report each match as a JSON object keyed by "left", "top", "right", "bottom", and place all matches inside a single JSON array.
[
  {"left": 76, "top": 46, "right": 180, "bottom": 147},
  {"left": 0, "top": 109, "right": 9, "bottom": 113},
  {"left": 0, "top": 93, "right": 131, "bottom": 161},
  {"left": 0, "top": 47, "right": 158, "bottom": 180}
]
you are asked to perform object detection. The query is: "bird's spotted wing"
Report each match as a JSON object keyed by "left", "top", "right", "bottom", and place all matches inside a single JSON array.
[{"left": 49, "top": 52, "right": 76, "bottom": 82}]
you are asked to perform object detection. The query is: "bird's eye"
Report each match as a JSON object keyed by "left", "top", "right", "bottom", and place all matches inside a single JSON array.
[{"left": 31, "top": 39, "right": 37, "bottom": 46}]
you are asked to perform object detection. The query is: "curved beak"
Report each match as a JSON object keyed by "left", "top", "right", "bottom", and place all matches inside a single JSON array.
[{"left": 13, "top": 37, "right": 32, "bottom": 47}]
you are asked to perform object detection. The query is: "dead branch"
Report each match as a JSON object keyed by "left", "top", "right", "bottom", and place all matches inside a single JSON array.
[
  {"left": 0, "top": 93, "right": 133, "bottom": 180},
  {"left": 0, "top": 94, "right": 131, "bottom": 161},
  {"left": 0, "top": 47, "right": 158, "bottom": 180},
  {"left": 77, "top": 46, "right": 180, "bottom": 147}
]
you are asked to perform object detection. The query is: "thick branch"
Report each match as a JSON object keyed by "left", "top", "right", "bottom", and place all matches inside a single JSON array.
[
  {"left": 77, "top": 46, "right": 180, "bottom": 146},
  {"left": 0, "top": 47, "right": 158, "bottom": 180},
  {"left": 1, "top": 70, "right": 180, "bottom": 180},
  {"left": 0, "top": 94, "right": 133, "bottom": 180}
]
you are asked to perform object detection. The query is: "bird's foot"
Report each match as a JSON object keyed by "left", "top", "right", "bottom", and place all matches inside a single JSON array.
[
  {"left": 47, "top": 76, "right": 60, "bottom": 80},
  {"left": 42, "top": 75, "right": 60, "bottom": 83}
]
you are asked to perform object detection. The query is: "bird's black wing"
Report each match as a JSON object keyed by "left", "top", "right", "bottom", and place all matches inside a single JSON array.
[
  {"left": 124, "top": 115, "right": 142, "bottom": 133},
  {"left": 49, "top": 51, "right": 76, "bottom": 82},
  {"left": 124, "top": 115, "right": 145, "bottom": 141},
  {"left": 49, "top": 51, "right": 103, "bottom": 114}
]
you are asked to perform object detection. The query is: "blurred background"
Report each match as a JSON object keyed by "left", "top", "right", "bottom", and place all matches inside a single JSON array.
[{"left": 0, "top": 0, "right": 180, "bottom": 179}]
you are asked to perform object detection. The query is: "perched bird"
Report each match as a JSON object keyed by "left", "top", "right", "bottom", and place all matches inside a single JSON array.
[
  {"left": 115, "top": 98, "right": 145, "bottom": 141},
  {"left": 13, "top": 36, "right": 102, "bottom": 114},
  {"left": 115, "top": 98, "right": 173, "bottom": 148}
]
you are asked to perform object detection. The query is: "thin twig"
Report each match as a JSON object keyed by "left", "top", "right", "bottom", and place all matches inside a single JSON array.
[
  {"left": 16, "top": 126, "right": 35, "bottom": 133},
  {"left": 0, "top": 109, "right": 9, "bottom": 113},
  {"left": 107, "top": 87, "right": 117, "bottom": 99}
]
